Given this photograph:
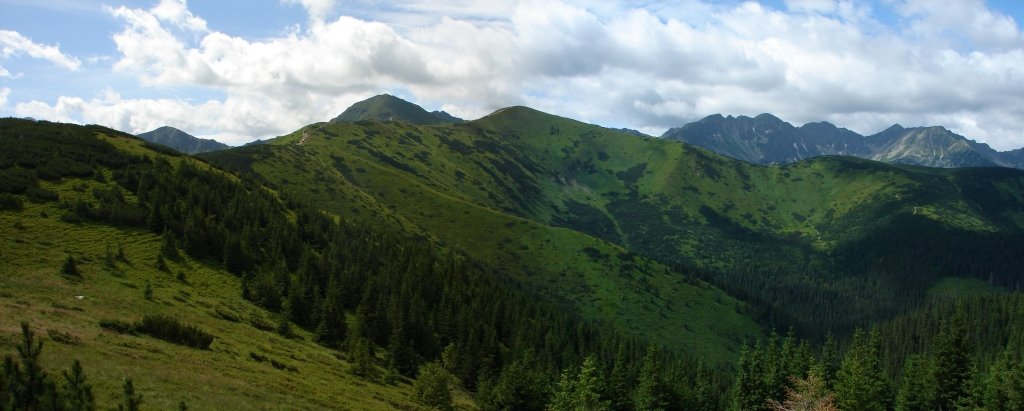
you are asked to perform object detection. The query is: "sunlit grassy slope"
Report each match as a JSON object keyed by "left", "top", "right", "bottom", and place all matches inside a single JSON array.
[
  {"left": 203, "top": 103, "right": 1024, "bottom": 346},
  {"left": 0, "top": 132, "right": 475, "bottom": 410}
]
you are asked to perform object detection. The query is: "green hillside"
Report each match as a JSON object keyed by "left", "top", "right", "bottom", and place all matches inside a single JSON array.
[
  {"left": 3, "top": 103, "right": 1024, "bottom": 410},
  {"left": 205, "top": 100, "right": 1024, "bottom": 342},
  {"left": 206, "top": 118, "right": 764, "bottom": 365},
  {"left": 0, "top": 122, "right": 476, "bottom": 409},
  {"left": 5, "top": 118, "right": 720, "bottom": 409}
]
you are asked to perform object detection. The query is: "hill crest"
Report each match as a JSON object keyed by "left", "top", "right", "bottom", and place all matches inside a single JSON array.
[
  {"left": 137, "top": 126, "right": 229, "bottom": 154},
  {"left": 330, "top": 94, "right": 464, "bottom": 125}
]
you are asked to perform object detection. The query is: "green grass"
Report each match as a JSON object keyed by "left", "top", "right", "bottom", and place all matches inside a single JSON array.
[
  {"left": 927, "top": 277, "right": 1003, "bottom": 299},
  {"left": 0, "top": 176, "right": 475, "bottom": 410}
]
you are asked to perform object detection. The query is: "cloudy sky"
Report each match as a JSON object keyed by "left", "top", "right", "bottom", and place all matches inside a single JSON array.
[{"left": 1, "top": 0, "right": 1023, "bottom": 149}]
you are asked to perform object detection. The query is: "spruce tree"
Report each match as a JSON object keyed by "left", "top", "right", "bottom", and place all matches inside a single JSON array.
[
  {"left": 834, "top": 328, "right": 889, "bottom": 411},
  {"left": 983, "top": 350, "right": 1024, "bottom": 410},
  {"left": 61, "top": 255, "right": 81, "bottom": 277},
  {"left": 117, "top": 377, "right": 142, "bottom": 411},
  {"left": 387, "top": 316, "right": 417, "bottom": 376},
  {"left": 549, "top": 355, "right": 610, "bottom": 411},
  {"left": 160, "top": 230, "right": 179, "bottom": 260},
  {"left": 62, "top": 359, "right": 95, "bottom": 411},
  {"left": 730, "top": 343, "right": 769, "bottom": 411},
  {"left": 14, "top": 322, "right": 48, "bottom": 410},
  {"left": 635, "top": 346, "right": 668, "bottom": 411},
  {"left": 605, "top": 349, "right": 633, "bottom": 411},
  {"left": 895, "top": 353, "right": 933, "bottom": 411},
  {"left": 348, "top": 336, "right": 375, "bottom": 378},
  {"left": 820, "top": 333, "right": 840, "bottom": 389},
  {"left": 690, "top": 363, "right": 718, "bottom": 411},
  {"left": 155, "top": 253, "right": 169, "bottom": 272},
  {"left": 315, "top": 295, "right": 347, "bottom": 349},
  {"left": 276, "top": 309, "right": 294, "bottom": 339},
  {"left": 104, "top": 243, "right": 117, "bottom": 269},
  {"left": 482, "top": 351, "right": 549, "bottom": 411},
  {"left": 549, "top": 369, "right": 576, "bottom": 411},
  {"left": 574, "top": 355, "right": 609, "bottom": 411},
  {"left": 930, "top": 305, "right": 973, "bottom": 410},
  {"left": 1, "top": 356, "right": 13, "bottom": 409}
]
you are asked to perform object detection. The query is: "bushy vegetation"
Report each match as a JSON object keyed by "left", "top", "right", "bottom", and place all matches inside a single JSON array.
[
  {"left": 99, "top": 315, "right": 214, "bottom": 349},
  {"left": 137, "top": 315, "right": 214, "bottom": 350},
  {"left": 0, "top": 322, "right": 146, "bottom": 410}
]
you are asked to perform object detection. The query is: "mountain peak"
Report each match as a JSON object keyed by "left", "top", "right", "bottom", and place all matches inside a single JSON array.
[
  {"left": 137, "top": 126, "right": 229, "bottom": 154},
  {"left": 882, "top": 124, "right": 905, "bottom": 133},
  {"left": 330, "top": 94, "right": 463, "bottom": 125},
  {"left": 754, "top": 113, "right": 783, "bottom": 122}
]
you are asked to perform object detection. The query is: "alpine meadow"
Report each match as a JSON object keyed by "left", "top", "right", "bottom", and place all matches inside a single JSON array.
[{"left": 3, "top": 1, "right": 1024, "bottom": 410}]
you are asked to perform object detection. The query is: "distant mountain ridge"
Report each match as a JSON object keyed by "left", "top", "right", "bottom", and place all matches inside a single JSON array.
[
  {"left": 664, "top": 114, "right": 1024, "bottom": 169},
  {"left": 330, "top": 94, "right": 464, "bottom": 125},
  {"left": 137, "top": 126, "right": 229, "bottom": 154}
]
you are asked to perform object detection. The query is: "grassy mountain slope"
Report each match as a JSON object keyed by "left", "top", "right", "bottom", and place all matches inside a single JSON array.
[
  {"left": 206, "top": 118, "right": 763, "bottom": 364},
  {"left": 207, "top": 102, "right": 1024, "bottom": 341},
  {"left": 137, "top": 126, "right": 229, "bottom": 154},
  {"left": 0, "top": 125, "right": 475, "bottom": 410}
]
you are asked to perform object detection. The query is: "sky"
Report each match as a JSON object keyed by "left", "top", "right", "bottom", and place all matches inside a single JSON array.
[{"left": 1, "top": 0, "right": 1024, "bottom": 149}]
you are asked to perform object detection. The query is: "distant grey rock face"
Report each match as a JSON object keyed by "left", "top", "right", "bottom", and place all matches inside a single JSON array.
[{"left": 664, "top": 115, "right": 1023, "bottom": 169}]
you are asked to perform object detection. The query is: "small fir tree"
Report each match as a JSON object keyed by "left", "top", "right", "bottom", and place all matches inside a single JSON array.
[
  {"left": 117, "top": 377, "right": 142, "bottom": 411},
  {"left": 61, "top": 255, "right": 81, "bottom": 277},
  {"left": 104, "top": 243, "right": 117, "bottom": 269},
  {"left": 15, "top": 322, "right": 48, "bottom": 409},
  {"left": 155, "top": 254, "right": 169, "bottom": 272},
  {"left": 62, "top": 359, "right": 95, "bottom": 411}
]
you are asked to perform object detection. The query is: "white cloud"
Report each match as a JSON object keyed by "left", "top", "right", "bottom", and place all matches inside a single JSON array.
[
  {"left": 151, "top": 0, "right": 208, "bottom": 32},
  {"left": 785, "top": 0, "right": 837, "bottom": 14},
  {"left": 12, "top": 0, "right": 1024, "bottom": 150},
  {"left": 0, "top": 87, "right": 9, "bottom": 109},
  {"left": 895, "top": 0, "right": 1023, "bottom": 51},
  {"left": 0, "top": 29, "right": 81, "bottom": 73},
  {"left": 283, "top": 0, "right": 337, "bottom": 21}
]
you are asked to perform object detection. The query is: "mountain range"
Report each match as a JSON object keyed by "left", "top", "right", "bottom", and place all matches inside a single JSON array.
[
  {"left": 204, "top": 95, "right": 1024, "bottom": 343},
  {"left": 137, "top": 125, "right": 230, "bottom": 154},
  {"left": 664, "top": 113, "right": 1024, "bottom": 169},
  {"left": 3, "top": 94, "right": 1024, "bottom": 409}
]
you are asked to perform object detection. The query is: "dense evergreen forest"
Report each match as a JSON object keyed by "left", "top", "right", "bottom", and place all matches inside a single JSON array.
[{"left": 2, "top": 118, "right": 1024, "bottom": 410}]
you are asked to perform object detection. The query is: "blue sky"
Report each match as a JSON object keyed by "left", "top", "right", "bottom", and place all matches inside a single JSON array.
[{"left": 2, "top": 0, "right": 1024, "bottom": 148}]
